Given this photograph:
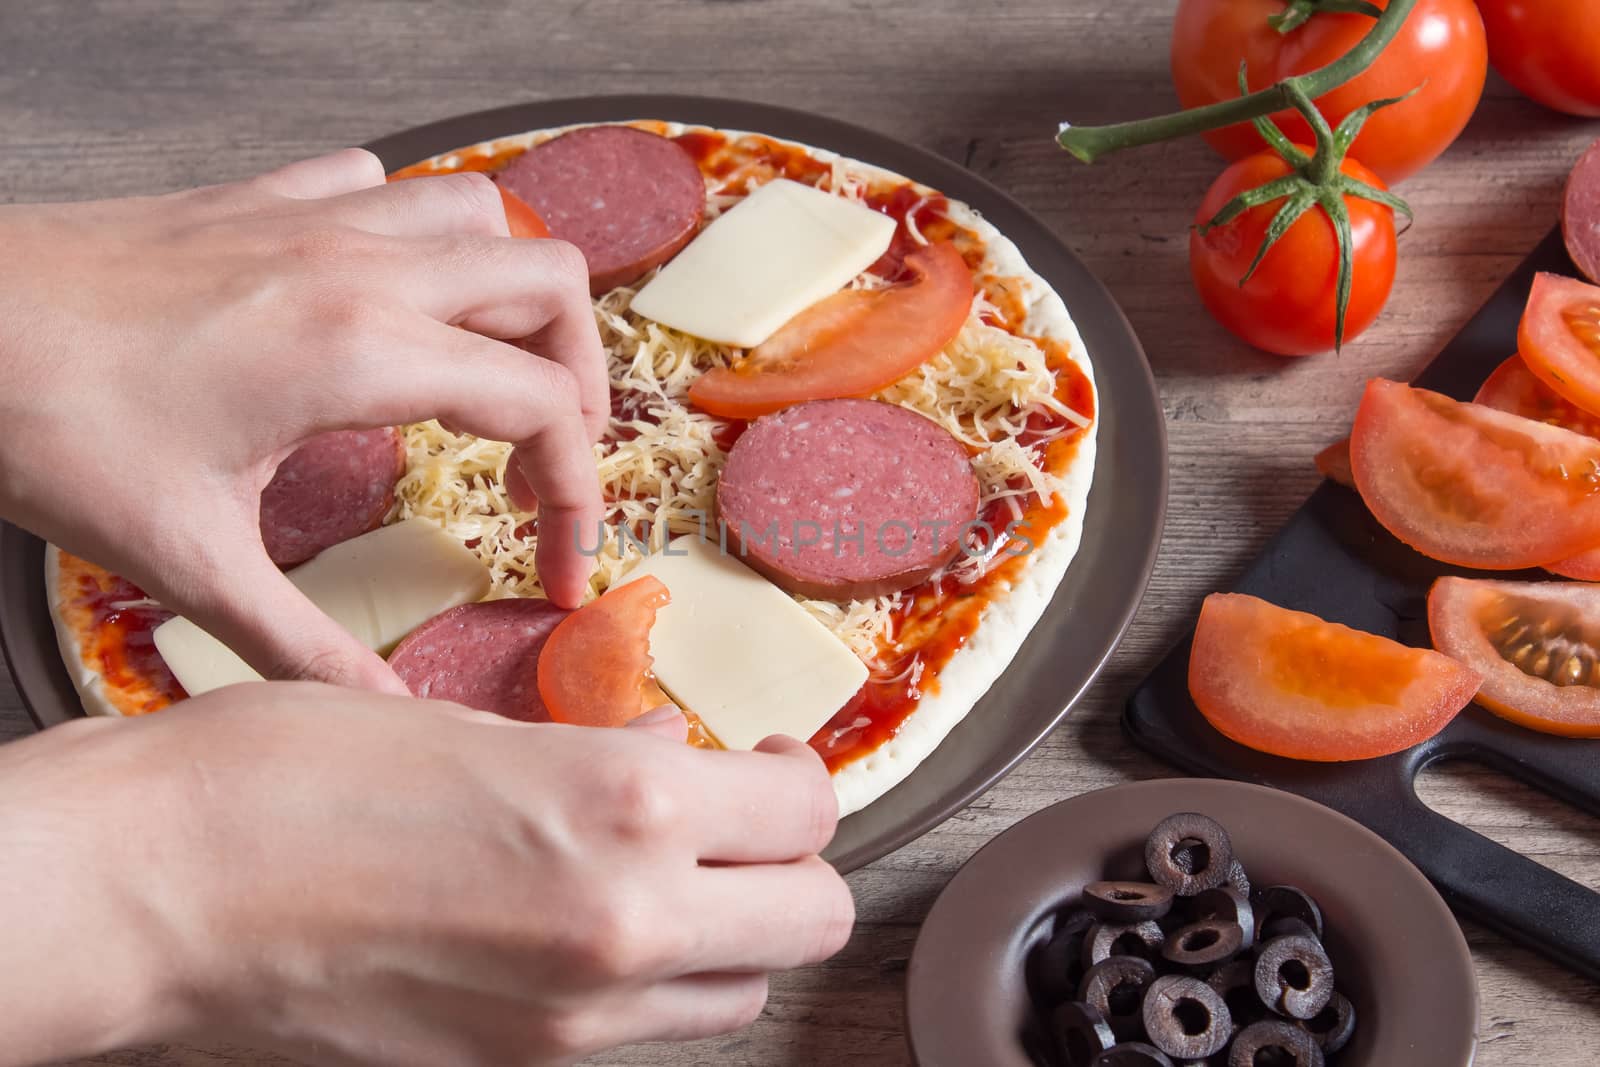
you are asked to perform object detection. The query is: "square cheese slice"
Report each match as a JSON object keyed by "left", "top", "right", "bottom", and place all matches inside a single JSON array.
[
  {"left": 152, "top": 518, "right": 491, "bottom": 696},
  {"left": 622, "top": 535, "right": 868, "bottom": 750},
  {"left": 628, "top": 177, "right": 896, "bottom": 348}
]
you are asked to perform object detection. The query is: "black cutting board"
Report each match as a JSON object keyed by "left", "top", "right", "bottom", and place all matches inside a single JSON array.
[{"left": 1125, "top": 226, "right": 1600, "bottom": 981}]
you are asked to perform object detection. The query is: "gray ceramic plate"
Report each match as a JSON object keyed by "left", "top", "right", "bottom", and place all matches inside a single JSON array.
[
  {"left": 0, "top": 96, "right": 1165, "bottom": 874},
  {"left": 906, "top": 778, "right": 1478, "bottom": 1065}
]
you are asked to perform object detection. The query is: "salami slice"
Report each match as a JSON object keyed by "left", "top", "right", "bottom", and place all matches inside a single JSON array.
[
  {"left": 716, "top": 399, "right": 980, "bottom": 601},
  {"left": 388, "top": 599, "right": 570, "bottom": 721},
  {"left": 494, "top": 125, "right": 705, "bottom": 295},
  {"left": 1564, "top": 137, "right": 1600, "bottom": 285},
  {"left": 260, "top": 428, "right": 406, "bottom": 568}
]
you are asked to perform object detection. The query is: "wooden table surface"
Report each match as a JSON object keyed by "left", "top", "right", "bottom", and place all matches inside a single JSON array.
[{"left": 4, "top": 1, "right": 1600, "bottom": 1064}]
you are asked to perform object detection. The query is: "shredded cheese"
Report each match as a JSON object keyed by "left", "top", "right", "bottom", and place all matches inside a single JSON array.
[{"left": 394, "top": 153, "right": 1088, "bottom": 663}]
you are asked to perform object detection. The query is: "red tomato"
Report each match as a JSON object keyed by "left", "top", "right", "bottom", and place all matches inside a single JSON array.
[
  {"left": 688, "top": 241, "right": 972, "bottom": 419},
  {"left": 1350, "top": 379, "right": 1600, "bottom": 568},
  {"left": 536, "top": 576, "right": 671, "bottom": 728},
  {"left": 1429, "top": 577, "right": 1600, "bottom": 736},
  {"left": 1170, "top": 0, "right": 1487, "bottom": 183},
  {"left": 1189, "top": 150, "right": 1396, "bottom": 356},
  {"left": 1477, "top": 0, "right": 1600, "bottom": 118},
  {"left": 1315, "top": 437, "right": 1355, "bottom": 488},
  {"left": 1190, "top": 592, "right": 1480, "bottom": 761},
  {"left": 1518, "top": 273, "right": 1600, "bottom": 419},
  {"left": 498, "top": 185, "right": 551, "bottom": 239}
]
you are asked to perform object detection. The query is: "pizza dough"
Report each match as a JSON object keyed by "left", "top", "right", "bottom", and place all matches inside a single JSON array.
[{"left": 48, "top": 120, "right": 1099, "bottom": 820}]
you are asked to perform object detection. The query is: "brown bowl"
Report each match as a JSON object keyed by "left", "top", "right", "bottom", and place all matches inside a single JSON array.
[{"left": 906, "top": 778, "right": 1477, "bottom": 1066}]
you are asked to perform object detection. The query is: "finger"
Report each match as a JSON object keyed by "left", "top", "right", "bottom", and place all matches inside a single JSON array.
[
  {"left": 602, "top": 973, "right": 771, "bottom": 1047},
  {"left": 342, "top": 322, "right": 603, "bottom": 608},
  {"left": 386, "top": 236, "right": 610, "bottom": 442},
  {"left": 251, "top": 148, "right": 387, "bottom": 200},
  {"left": 626, "top": 703, "right": 689, "bottom": 742},
  {"left": 155, "top": 530, "right": 409, "bottom": 695},
  {"left": 678, "top": 856, "right": 855, "bottom": 974},
  {"left": 314, "top": 172, "right": 511, "bottom": 239},
  {"left": 685, "top": 736, "right": 840, "bottom": 863}
]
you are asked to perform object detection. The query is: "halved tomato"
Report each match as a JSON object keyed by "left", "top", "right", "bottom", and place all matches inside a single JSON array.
[
  {"left": 1349, "top": 379, "right": 1600, "bottom": 569},
  {"left": 1190, "top": 593, "right": 1480, "bottom": 761},
  {"left": 1314, "top": 438, "right": 1354, "bottom": 489},
  {"left": 536, "top": 575, "right": 670, "bottom": 728},
  {"left": 1429, "top": 577, "right": 1600, "bottom": 737},
  {"left": 1518, "top": 273, "right": 1600, "bottom": 418},
  {"left": 498, "top": 185, "right": 551, "bottom": 239},
  {"left": 687, "top": 241, "right": 972, "bottom": 419}
]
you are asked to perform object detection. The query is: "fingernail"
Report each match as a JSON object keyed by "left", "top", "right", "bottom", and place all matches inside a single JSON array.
[{"left": 628, "top": 702, "right": 683, "bottom": 727}]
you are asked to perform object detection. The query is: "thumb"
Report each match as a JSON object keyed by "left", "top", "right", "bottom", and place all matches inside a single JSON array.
[
  {"left": 626, "top": 702, "right": 689, "bottom": 742},
  {"left": 161, "top": 539, "right": 409, "bottom": 695}
]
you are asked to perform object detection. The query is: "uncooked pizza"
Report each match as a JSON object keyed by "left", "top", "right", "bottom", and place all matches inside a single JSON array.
[{"left": 48, "top": 120, "right": 1098, "bottom": 815}]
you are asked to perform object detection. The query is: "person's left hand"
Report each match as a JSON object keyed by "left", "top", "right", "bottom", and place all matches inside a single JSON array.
[{"left": 0, "top": 150, "right": 608, "bottom": 691}]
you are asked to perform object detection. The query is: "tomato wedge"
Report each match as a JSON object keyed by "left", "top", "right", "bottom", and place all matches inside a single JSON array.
[
  {"left": 1474, "top": 352, "right": 1600, "bottom": 437},
  {"left": 536, "top": 576, "right": 670, "bottom": 728},
  {"left": 1314, "top": 438, "right": 1355, "bottom": 489},
  {"left": 1518, "top": 272, "right": 1600, "bottom": 418},
  {"left": 1429, "top": 577, "right": 1600, "bottom": 737},
  {"left": 687, "top": 240, "right": 973, "bottom": 419},
  {"left": 1190, "top": 593, "right": 1480, "bottom": 761},
  {"left": 498, "top": 185, "right": 551, "bottom": 239},
  {"left": 1349, "top": 379, "right": 1600, "bottom": 569},
  {"left": 1471, "top": 354, "right": 1600, "bottom": 580}
]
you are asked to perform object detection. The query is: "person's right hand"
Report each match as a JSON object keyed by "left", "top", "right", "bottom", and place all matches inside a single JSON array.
[{"left": 0, "top": 683, "right": 853, "bottom": 1067}]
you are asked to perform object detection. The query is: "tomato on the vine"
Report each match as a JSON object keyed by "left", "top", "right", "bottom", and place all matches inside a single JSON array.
[
  {"left": 1171, "top": 0, "right": 1487, "bottom": 183},
  {"left": 1190, "top": 148, "right": 1397, "bottom": 356},
  {"left": 1477, "top": 0, "right": 1600, "bottom": 118}
]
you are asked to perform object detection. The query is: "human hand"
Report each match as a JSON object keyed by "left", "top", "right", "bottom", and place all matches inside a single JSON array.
[
  {"left": 0, "top": 682, "right": 851, "bottom": 1067},
  {"left": 0, "top": 150, "right": 608, "bottom": 691}
]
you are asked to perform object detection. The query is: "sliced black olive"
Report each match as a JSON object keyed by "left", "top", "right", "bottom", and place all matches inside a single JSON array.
[
  {"left": 1053, "top": 1000, "right": 1118, "bottom": 1067},
  {"left": 1140, "top": 974, "right": 1232, "bottom": 1060},
  {"left": 1089, "top": 1043, "right": 1177, "bottom": 1066},
  {"left": 1028, "top": 909, "right": 1095, "bottom": 1010},
  {"left": 1258, "top": 916, "right": 1318, "bottom": 946},
  {"left": 1205, "top": 959, "right": 1266, "bottom": 1030},
  {"left": 1190, "top": 885, "right": 1256, "bottom": 949},
  {"left": 1083, "top": 919, "right": 1166, "bottom": 968},
  {"left": 1224, "top": 858, "right": 1251, "bottom": 899},
  {"left": 1021, "top": 1010, "right": 1060, "bottom": 1067},
  {"left": 1084, "top": 880, "right": 1176, "bottom": 923},
  {"left": 1298, "top": 990, "right": 1356, "bottom": 1054},
  {"left": 1228, "top": 1019, "right": 1326, "bottom": 1067},
  {"left": 1254, "top": 934, "right": 1335, "bottom": 1020},
  {"left": 1254, "top": 885, "right": 1325, "bottom": 941},
  {"left": 1161, "top": 917, "right": 1244, "bottom": 970},
  {"left": 1079, "top": 956, "right": 1157, "bottom": 1039},
  {"left": 1144, "top": 813, "right": 1233, "bottom": 897}
]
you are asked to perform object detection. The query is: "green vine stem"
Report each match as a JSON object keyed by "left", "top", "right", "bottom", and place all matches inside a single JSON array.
[
  {"left": 1270, "top": 0, "right": 1383, "bottom": 34},
  {"left": 1197, "top": 71, "right": 1415, "bottom": 350},
  {"left": 1056, "top": 0, "right": 1417, "bottom": 164}
]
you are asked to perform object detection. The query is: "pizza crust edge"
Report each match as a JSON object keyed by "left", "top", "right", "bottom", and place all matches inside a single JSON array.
[
  {"left": 829, "top": 201, "right": 1098, "bottom": 816},
  {"left": 43, "top": 543, "right": 127, "bottom": 719}
]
